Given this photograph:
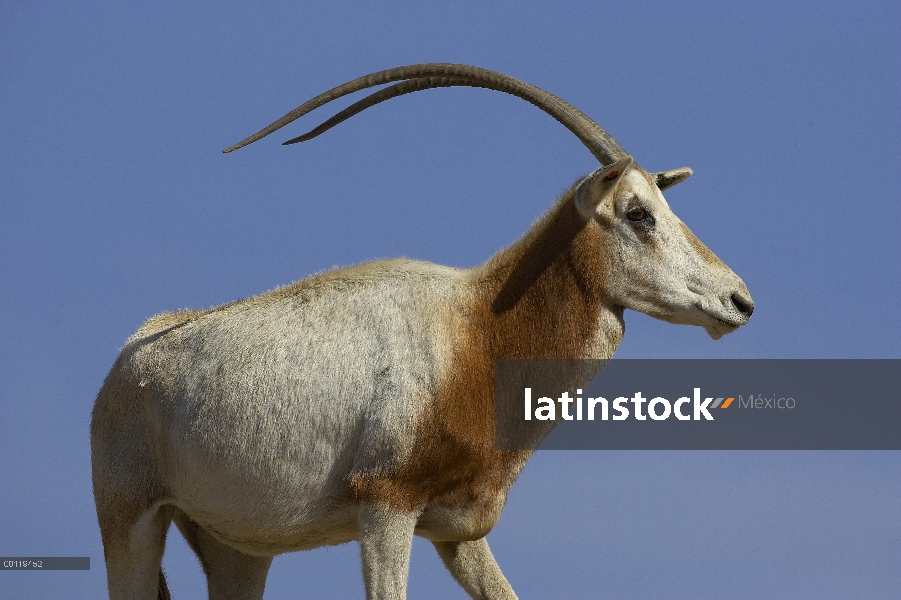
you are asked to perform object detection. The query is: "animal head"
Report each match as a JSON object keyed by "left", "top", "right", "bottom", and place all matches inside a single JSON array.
[
  {"left": 224, "top": 63, "right": 753, "bottom": 339},
  {"left": 575, "top": 157, "right": 752, "bottom": 339}
]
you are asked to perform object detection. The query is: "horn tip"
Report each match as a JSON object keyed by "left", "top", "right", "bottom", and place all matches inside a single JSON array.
[{"left": 222, "top": 140, "right": 250, "bottom": 153}]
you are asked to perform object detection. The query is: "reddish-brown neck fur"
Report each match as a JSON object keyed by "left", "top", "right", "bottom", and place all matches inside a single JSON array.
[
  {"left": 474, "top": 185, "right": 609, "bottom": 360},
  {"left": 360, "top": 185, "right": 617, "bottom": 517}
]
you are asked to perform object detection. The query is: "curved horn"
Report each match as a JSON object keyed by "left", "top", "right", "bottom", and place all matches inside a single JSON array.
[
  {"left": 222, "top": 64, "right": 627, "bottom": 164},
  {"left": 281, "top": 77, "right": 475, "bottom": 146}
]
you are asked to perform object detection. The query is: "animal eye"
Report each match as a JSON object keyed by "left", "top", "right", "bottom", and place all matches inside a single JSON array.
[{"left": 627, "top": 207, "right": 647, "bottom": 222}]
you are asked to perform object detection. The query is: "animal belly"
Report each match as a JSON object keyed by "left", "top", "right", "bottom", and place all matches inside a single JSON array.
[
  {"left": 168, "top": 448, "right": 361, "bottom": 553},
  {"left": 162, "top": 408, "right": 361, "bottom": 553},
  {"left": 181, "top": 501, "right": 361, "bottom": 555}
]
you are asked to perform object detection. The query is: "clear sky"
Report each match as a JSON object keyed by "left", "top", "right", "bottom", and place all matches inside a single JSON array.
[{"left": 1, "top": 1, "right": 899, "bottom": 598}]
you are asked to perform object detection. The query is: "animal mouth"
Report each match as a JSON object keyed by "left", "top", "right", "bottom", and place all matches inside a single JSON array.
[
  {"left": 690, "top": 304, "right": 743, "bottom": 340},
  {"left": 693, "top": 303, "right": 745, "bottom": 329},
  {"left": 710, "top": 313, "right": 742, "bottom": 328}
]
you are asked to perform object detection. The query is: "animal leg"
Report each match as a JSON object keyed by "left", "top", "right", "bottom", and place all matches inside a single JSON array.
[
  {"left": 172, "top": 509, "right": 273, "bottom": 600},
  {"left": 432, "top": 538, "right": 517, "bottom": 600},
  {"left": 358, "top": 502, "right": 419, "bottom": 600},
  {"left": 97, "top": 503, "right": 173, "bottom": 600}
]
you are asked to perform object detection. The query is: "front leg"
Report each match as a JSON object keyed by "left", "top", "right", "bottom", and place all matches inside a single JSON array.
[
  {"left": 433, "top": 538, "right": 517, "bottom": 599},
  {"left": 359, "top": 502, "right": 419, "bottom": 600}
]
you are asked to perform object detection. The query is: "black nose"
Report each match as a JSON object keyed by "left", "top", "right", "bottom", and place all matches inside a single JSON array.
[{"left": 731, "top": 293, "right": 754, "bottom": 317}]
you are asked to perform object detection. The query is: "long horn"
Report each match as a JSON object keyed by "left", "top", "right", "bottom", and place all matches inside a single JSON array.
[
  {"left": 222, "top": 64, "right": 627, "bottom": 164},
  {"left": 281, "top": 77, "right": 475, "bottom": 146}
]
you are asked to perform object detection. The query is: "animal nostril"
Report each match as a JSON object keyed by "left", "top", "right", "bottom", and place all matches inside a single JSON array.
[{"left": 731, "top": 293, "right": 754, "bottom": 317}]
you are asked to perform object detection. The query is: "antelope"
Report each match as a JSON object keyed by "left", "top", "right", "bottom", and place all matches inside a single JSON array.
[{"left": 91, "top": 64, "right": 754, "bottom": 600}]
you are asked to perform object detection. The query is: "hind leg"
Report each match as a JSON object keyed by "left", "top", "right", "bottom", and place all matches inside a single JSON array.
[
  {"left": 97, "top": 502, "right": 174, "bottom": 600},
  {"left": 173, "top": 509, "right": 273, "bottom": 600}
]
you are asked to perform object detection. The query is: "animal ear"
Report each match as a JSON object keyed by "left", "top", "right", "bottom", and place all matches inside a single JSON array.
[
  {"left": 576, "top": 156, "right": 634, "bottom": 213},
  {"left": 653, "top": 167, "right": 693, "bottom": 191}
]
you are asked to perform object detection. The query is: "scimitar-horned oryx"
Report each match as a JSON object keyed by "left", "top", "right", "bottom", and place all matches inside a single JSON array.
[{"left": 91, "top": 64, "right": 754, "bottom": 600}]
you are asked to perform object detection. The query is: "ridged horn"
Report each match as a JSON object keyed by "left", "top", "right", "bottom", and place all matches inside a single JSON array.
[{"left": 223, "top": 64, "right": 628, "bottom": 164}]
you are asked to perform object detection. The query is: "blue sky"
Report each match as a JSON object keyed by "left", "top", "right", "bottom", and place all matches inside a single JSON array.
[{"left": 1, "top": 1, "right": 899, "bottom": 598}]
